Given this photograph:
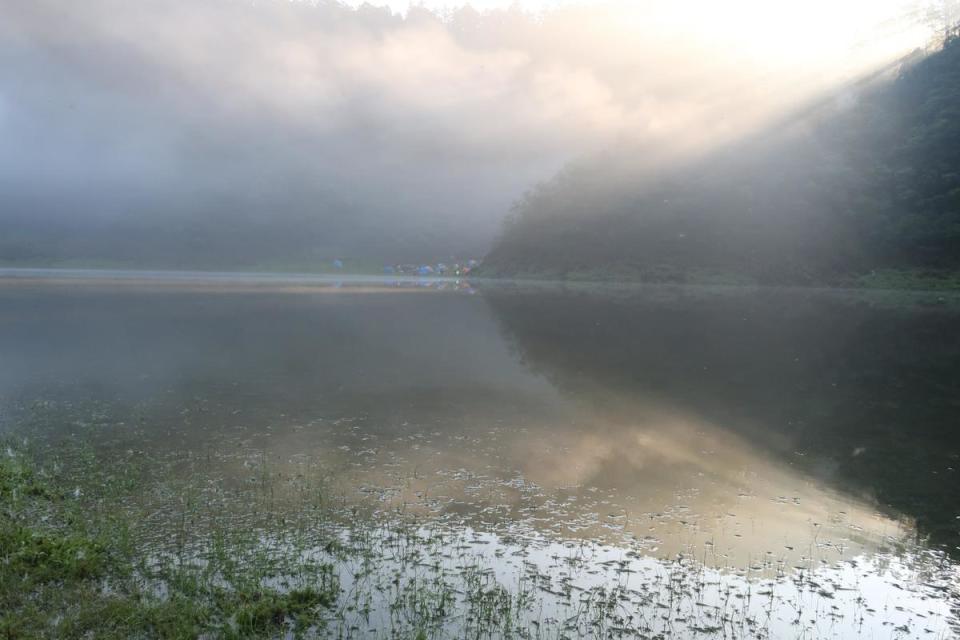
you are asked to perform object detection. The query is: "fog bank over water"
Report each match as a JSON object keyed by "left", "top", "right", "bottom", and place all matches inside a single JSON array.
[{"left": 1, "top": 0, "right": 928, "bottom": 265}]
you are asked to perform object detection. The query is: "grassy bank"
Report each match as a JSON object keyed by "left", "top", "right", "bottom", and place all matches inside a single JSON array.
[
  {"left": 6, "top": 260, "right": 960, "bottom": 293},
  {"left": 0, "top": 444, "right": 339, "bottom": 639},
  {"left": 0, "top": 258, "right": 389, "bottom": 276},
  {"left": 475, "top": 265, "right": 960, "bottom": 292}
]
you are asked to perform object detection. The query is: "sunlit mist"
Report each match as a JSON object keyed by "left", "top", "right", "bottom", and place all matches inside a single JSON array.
[{"left": 0, "top": 0, "right": 935, "bottom": 264}]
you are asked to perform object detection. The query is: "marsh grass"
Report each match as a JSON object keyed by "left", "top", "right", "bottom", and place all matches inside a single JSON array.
[
  {"left": 1, "top": 439, "right": 957, "bottom": 639},
  {"left": 0, "top": 443, "right": 338, "bottom": 639}
]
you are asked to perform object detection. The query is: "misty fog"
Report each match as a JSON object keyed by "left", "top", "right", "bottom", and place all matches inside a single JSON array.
[{"left": 0, "top": 0, "right": 927, "bottom": 266}]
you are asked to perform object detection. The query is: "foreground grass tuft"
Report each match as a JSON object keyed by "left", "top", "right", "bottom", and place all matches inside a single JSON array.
[{"left": 0, "top": 445, "right": 339, "bottom": 639}]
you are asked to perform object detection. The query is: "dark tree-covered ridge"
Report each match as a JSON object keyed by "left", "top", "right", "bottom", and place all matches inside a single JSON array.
[{"left": 484, "top": 36, "right": 960, "bottom": 285}]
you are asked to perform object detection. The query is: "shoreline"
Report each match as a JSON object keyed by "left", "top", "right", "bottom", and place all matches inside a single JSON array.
[{"left": 3, "top": 265, "right": 960, "bottom": 297}]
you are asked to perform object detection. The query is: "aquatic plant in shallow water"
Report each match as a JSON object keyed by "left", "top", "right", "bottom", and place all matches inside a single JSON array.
[
  {"left": 1, "top": 436, "right": 958, "bottom": 639},
  {"left": 0, "top": 444, "right": 340, "bottom": 639}
]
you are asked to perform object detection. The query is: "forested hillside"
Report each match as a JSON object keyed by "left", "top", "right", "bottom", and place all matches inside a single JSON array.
[{"left": 483, "top": 34, "right": 960, "bottom": 285}]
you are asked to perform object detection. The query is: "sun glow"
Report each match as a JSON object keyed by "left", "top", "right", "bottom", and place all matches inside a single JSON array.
[{"left": 346, "top": 0, "right": 929, "bottom": 67}]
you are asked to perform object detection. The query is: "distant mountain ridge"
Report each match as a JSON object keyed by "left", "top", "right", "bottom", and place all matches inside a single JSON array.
[{"left": 482, "top": 36, "right": 960, "bottom": 285}]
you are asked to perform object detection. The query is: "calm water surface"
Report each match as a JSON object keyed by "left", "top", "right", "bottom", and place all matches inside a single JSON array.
[{"left": 1, "top": 271, "right": 958, "bottom": 637}]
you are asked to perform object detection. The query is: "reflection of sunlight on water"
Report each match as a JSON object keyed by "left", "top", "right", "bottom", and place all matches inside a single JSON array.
[
  {"left": 504, "top": 399, "right": 910, "bottom": 566},
  {"left": 0, "top": 271, "right": 477, "bottom": 295},
  {"left": 229, "top": 392, "right": 913, "bottom": 572},
  {"left": 264, "top": 525, "right": 957, "bottom": 639}
]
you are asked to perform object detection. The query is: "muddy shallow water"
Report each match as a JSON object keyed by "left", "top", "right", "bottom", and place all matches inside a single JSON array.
[{"left": 1, "top": 271, "right": 958, "bottom": 637}]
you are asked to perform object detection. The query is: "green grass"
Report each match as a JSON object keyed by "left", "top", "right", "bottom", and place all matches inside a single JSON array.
[
  {"left": 0, "top": 446, "right": 339, "bottom": 639},
  {"left": 1, "top": 435, "right": 955, "bottom": 639},
  {"left": 855, "top": 268, "right": 960, "bottom": 291},
  {"left": 0, "top": 257, "right": 390, "bottom": 276},
  {"left": 476, "top": 263, "right": 960, "bottom": 291}
]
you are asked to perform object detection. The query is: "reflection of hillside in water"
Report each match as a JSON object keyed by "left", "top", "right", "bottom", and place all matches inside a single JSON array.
[
  {"left": 483, "top": 286, "right": 960, "bottom": 555},
  {"left": 277, "top": 393, "right": 909, "bottom": 570},
  {"left": 0, "top": 278, "right": 954, "bottom": 570}
]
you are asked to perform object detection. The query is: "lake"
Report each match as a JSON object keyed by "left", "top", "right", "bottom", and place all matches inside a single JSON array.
[{"left": 1, "top": 270, "right": 958, "bottom": 638}]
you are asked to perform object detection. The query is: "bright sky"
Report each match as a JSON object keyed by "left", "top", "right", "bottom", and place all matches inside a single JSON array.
[
  {"left": 342, "top": 0, "right": 579, "bottom": 11},
  {"left": 342, "top": 0, "right": 928, "bottom": 49},
  {"left": 341, "top": 0, "right": 930, "bottom": 78},
  {"left": 343, "top": 0, "right": 920, "bottom": 19}
]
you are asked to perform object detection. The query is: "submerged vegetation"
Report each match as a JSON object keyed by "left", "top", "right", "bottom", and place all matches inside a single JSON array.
[
  {"left": 0, "top": 444, "right": 339, "bottom": 639},
  {"left": 1, "top": 429, "right": 957, "bottom": 639}
]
